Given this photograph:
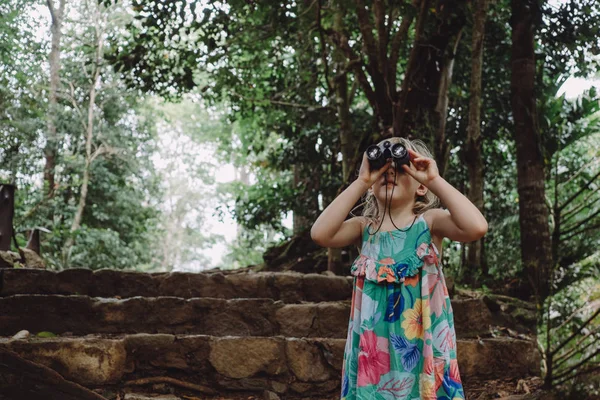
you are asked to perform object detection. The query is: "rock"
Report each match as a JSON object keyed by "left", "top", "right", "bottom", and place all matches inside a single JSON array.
[
  {"left": 0, "top": 250, "right": 21, "bottom": 268},
  {"left": 123, "top": 334, "right": 190, "bottom": 370},
  {"left": 452, "top": 298, "right": 495, "bottom": 338},
  {"left": 276, "top": 304, "right": 318, "bottom": 338},
  {"left": 312, "top": 338, "right": 345, "bottom": 369},
  {"left": 19, "top": 248, "right": 46, "bottom": 269},
  {"left": 0, "top": 347, "right": 109, "bottom": 400},
  {"left": 270, "top": 380, "right": 288, "bottom": 394},
  {"left": 4, "top": 337, "right": 127, "bottom": 385},
  {"left": 209, "top": 337, "right": 287, "bottom": 379},
  {"left": 285, "top": 339, "right": 331, "bottom": 382},
  {"left": 0, "top": 295, "right": 280, "bottom": 337},
  {"left": 262, "top": 390, "right": 281, "bottom": 400},
  {"left": 302, "top": 274, "right": 353, "bottom": 303},
  {"left": 0, "top": 269, "right": 354, "bottom": 302},
  {"left": 10, "top": 330, "right": 30, "bottom": 341},
  {"left": 316, "top": 302, "right": 351, "bottom": 338},
  {"left": 457, "top": 338, "right": 540, "bottom": 380}
]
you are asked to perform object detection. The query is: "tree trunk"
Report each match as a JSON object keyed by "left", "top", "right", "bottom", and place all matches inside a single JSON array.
[
  {"left": 466, "top": 0, "right": 490, "bottom": 278},
  {"left": 44, "top": 0, "right": 66, "bottom": 198},
  {"left": 326, "top": 3, "right": 354, "bottom": 275},
  {"left": 510, "top": 0, "right": 552, "bottom": 306},
  {"left": 395, "top": 0, "right": 466, "bottom": 139},
  {"left": 0, "top": 184, "right": 16, "bottom": 253},
  {"left": 435, "top": 29, "right": 463, "bottom": 178},
  {"left": 293, "top": 165, "right": 317, "bottom": 235},
  {"left": 62, "top": 5, "right": 105, "bottom": 267}
]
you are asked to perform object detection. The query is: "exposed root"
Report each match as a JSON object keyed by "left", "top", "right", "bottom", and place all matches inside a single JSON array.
[{"left": 124, "top": 376, "right": 217, "bottom": 395}]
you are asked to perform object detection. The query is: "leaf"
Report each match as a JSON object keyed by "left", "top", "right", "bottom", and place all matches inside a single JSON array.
[
  {"left": 376, "top": 371, "right": 416, "bottom": 399},
  {"left": 433, "top": 320, "right": 454, "bottom": 354},
  {"left": 36, "top": 331, "right": 57, "bottom": 338},
  {"left": 384, "top": 290, "right": 404, "bottom": 323},
  {"left": 390, "top": 333, "right": 420, "bottom": 372}
]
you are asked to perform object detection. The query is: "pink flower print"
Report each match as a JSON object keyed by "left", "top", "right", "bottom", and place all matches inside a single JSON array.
[
  {"left": 424, "top": 252, "right": 437, "bottom": 265},
  {"left": 417, "top": 242, "right": 438, "bottom": 265},
  {"left": 433, "top": 357, "right": 446, "bottom": 392},
  {"left": 357, "top": 330, "right": 391, "bottom": 387},
  {"left": 416, "top": 243, "right": 429, "bottom": 258},
  {"left": 449, "top": 358, "right": 462, "bottom": 384},
  {"left": 365, "top": 259, "right": 378, "bottom": 281},
  {"left": 428, "top": 278, "right": 446, "bottom": 317},
  {"left": 352, "top": 255, "right": 368, "bottom": 276}
]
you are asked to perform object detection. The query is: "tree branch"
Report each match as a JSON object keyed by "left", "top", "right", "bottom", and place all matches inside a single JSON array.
[
  {"left": 373, "top": 0, "right": 388, "bottom": 69},
  {"left": 554, "top": 363, "right": 600, "bottom": 387},
  {"left": 230, "top": 91, "right": 333, "bottom": 110},
  {"left": 394, "top": 0, "right": 431, "bottom": 135},
  {"left": 558, "top": 170, "right": 600, "bottom": 211},
  {"left": 553, "top": 348, "right": 600, "bottom": 382},
  {"left": 46, "top": 0, "right": 56, "bottom": 23},
  {"left": 125, "top": 376, "right": 216, "bottom": 395},
  {"left": 562, "top": 189, "right": 600, "bottom": 221},
  {"left": 554, "top": 329, "right": 600, "bottom": 370},
  {"left": 551, "top": 294, "right": 594, "bottom": 333},
  {"left": 551, "top": 306, "right": 600, "bottom": 356},
  {"left": 316, "top": 0, "right": 333, "bottom": 93},
  {"left": 354, "top": 0, "right": 380, "bottom": 72},
  {"left": 389, "top": 10, "right": 415, "bottom": 81},
  {"left": 559, "top": 158, "right": 600, "bottom": 188},
  {"left": 66, "top": 81, "right": 88, "bottom": 133},
  {"left": 562, "top": 222, "right": 600, "bottom": 242},
  {"left": 561, "top": 208, "right": 600, "bottom": 236},
  {"left": 325, "top": 28, "right": 378, "bottom": 111}
]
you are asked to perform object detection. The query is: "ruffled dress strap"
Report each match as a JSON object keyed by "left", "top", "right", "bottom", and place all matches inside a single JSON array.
[{"left": 349, "top": 214, "right": 440, "bottom": 284}]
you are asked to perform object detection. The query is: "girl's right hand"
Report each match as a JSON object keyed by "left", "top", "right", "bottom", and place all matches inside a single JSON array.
[{"left": 357, "top": 152, "right": 392, "bottom": 187}]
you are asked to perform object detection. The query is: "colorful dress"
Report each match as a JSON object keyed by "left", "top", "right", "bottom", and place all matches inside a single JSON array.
[{"left": 341, "top": 213, "right": 464, "bottom": 400}]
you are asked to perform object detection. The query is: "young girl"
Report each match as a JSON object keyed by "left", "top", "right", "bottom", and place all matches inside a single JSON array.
[{"left": 311, "top": 137, "right": 488, "bottom": 399}]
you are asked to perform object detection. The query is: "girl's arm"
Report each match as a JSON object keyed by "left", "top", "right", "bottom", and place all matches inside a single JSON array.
[
  {"left": 401, "top": 149, "right": 488, "bottom": 242},
  {"left": 426, "top": 178, "right": 488, "bottom": 242},
  {"left": 311, "top": 154, "right": 391, "bottom": 248}
]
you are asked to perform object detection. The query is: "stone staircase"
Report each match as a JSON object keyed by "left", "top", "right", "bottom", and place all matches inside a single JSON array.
[{"left": 0, "top": 268, "right": 542, "bottom": 400}]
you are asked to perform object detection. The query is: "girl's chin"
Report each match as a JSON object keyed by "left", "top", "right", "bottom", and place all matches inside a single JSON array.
[{"left": 374, "top": 190, "right": 402, "bottom": 200}]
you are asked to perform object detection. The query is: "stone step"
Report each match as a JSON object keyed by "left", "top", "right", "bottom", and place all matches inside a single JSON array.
[
  {"left": 0, "top": 268, "right": 353, "bottom": 303},
  {"left": 0, "top": 295, "right": 349, "bottom": 338},
  {"left": 0, "top": 334, "right": 540, "bottom": 398},
  {"left": 0, "top": 294, "right": 529, "bottom": 339}
]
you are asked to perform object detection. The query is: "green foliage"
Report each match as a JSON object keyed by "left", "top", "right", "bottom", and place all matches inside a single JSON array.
[
  {"left": 36, "top": 331, "right": 57, "bottom": 338},
  {"left": 539, "top": 275, "right": 600, "bottom": 394}
]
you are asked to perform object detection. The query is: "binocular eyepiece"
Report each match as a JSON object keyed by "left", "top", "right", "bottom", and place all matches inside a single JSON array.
[{"left": 365, "top": 141, "right": 410, "bottom": 172}]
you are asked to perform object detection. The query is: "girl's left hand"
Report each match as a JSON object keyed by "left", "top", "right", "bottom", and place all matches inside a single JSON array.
[{"left": 401, "top": 149, "right": 440, "bottom": 185}]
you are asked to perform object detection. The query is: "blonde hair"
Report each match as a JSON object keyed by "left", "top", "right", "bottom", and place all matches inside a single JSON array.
[{"left": 355, "top": 137, "right": 441, "bottom": 225}]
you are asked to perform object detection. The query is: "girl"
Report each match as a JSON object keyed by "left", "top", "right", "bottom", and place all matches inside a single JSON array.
[{"left": 311, "top": 137, "right": 488, "bottom": 399}]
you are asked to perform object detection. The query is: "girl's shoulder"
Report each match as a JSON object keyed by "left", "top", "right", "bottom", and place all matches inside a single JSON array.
[
  {"left": 422, "top": 208, "right": 447, "bottom": 255},
  {"left": 422, "top": 208, "right": 449, "bottom": 229},
  {"left": 354, "top": 215, "right": 370, "bottom": 241}
]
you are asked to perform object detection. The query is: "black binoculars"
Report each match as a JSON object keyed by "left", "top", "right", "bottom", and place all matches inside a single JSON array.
[{"left": 365, "top": 141, "right": 410, "bottom": 171}]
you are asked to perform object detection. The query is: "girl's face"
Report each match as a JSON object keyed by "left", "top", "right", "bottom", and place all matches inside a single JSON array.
[{"left": 370, "top": 161, "right": 426, "bottom": 207}]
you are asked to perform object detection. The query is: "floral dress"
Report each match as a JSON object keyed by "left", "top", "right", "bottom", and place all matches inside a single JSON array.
[{"left": 341, "top": 213, "right": 464, "bottom": 400}]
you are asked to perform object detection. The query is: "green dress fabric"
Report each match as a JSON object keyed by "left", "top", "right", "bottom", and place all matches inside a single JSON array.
[{"left": 341, "top": 213, "right": 465, "bottom": 400}]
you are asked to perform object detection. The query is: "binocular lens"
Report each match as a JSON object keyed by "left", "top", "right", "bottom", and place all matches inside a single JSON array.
[
  {"left": 365, "top": 141, "right": 409, "bottom": 172},
  {"left": 391, "top": 144, "right": 406, "bottom": 158},
  {"left": 366, "top": 146, "right": 381, "bottom": 160}
]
